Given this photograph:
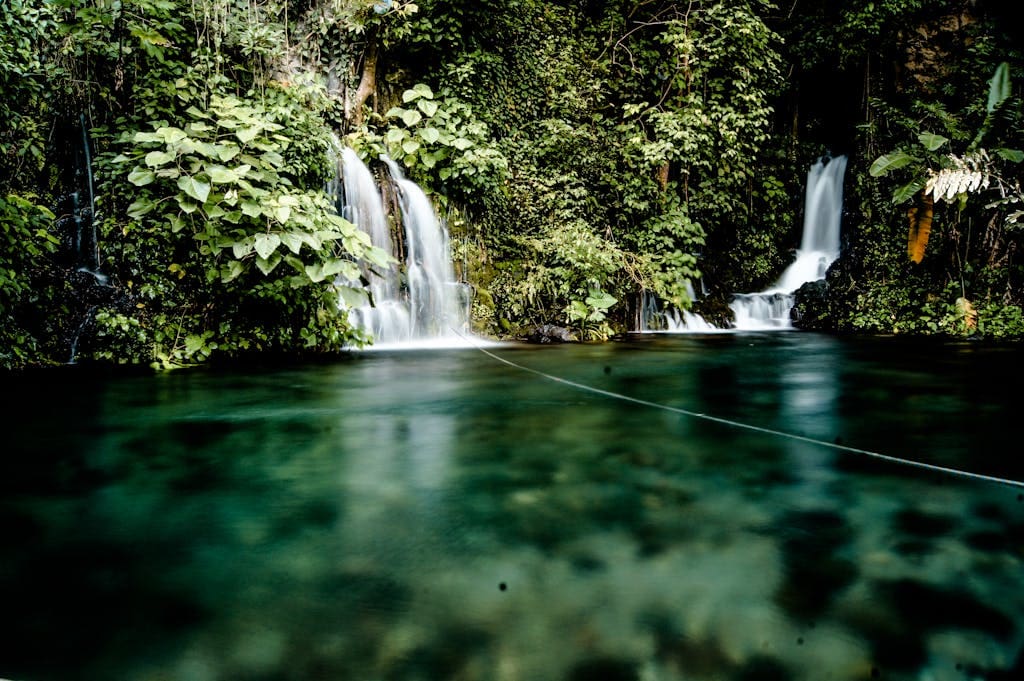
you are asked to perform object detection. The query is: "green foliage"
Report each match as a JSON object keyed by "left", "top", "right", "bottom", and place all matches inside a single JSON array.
[
  {"left": 347, "top": 83, "right": 509, "bottom": 204},
  {"left": 0, "top": 195, "right": 62, "bottom": 368},
  {"left": 0, "top": 0, "right": 62, "bottom": 194},
  {"left": 92, "top": 81, "right": 392, "bottom": 367},
  {"left": 4, "top": 0, "right": 1022, "bottom": 363}
]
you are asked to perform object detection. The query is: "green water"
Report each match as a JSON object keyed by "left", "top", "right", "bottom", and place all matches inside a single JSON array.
[{"left": 2, "top": 332, "right": 1022, "bottom": 681}]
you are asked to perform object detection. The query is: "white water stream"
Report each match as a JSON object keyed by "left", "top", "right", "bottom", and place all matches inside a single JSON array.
[{"left": 333, "top": 147, "right": 474, "bottom": 348}]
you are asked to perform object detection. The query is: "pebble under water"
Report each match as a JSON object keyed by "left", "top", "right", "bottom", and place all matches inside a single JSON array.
[{"left": 1, "top": 332, "right": 1022, "bottom": 681}]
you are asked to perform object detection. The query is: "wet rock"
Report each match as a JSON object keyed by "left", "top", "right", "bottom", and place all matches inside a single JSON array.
[
  {"left": 692, "top": 296, "right": 735, "bottom": 328},
  {"left": 790, "top": 279, "right": 830, "bottom": 330},
  {"left": 525, "top": 324, "right": 577, "bottom": 344}
]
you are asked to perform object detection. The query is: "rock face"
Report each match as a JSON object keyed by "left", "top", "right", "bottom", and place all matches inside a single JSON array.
[
  {"left": 525, "top": 324, "right": 577, "bottom": 344},
  {"left": 897, "top": 6, "right": 976, "bottom": 95},
  {"left": 790, "top": 279, "right": 830, "bottom": 330}
]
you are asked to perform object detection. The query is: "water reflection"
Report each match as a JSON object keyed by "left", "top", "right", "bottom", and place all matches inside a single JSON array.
[{"left": 1, "top": 336, "right": 1022, "bottom": 681}]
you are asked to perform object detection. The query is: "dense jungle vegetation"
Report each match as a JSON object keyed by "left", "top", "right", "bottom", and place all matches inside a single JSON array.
[{"left": 1, "top": 0, "right": 1022, "bottom": 368}]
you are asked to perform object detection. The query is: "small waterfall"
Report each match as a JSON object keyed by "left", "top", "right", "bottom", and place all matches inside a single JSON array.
[
  {"left": 638, "top": 283, "right": 716, "bottom": 333},
  {"left": 334, "top": 146, "right": 411, "bottom": 342},
  {"left": 332, "top": 145, "right": 472, "bottom": 347},
  {"left": 637, "top": 154, "right": 846, "bottom": 333},
  {"left": 730, "top": 154, "right": 847, "bottom": 330}
]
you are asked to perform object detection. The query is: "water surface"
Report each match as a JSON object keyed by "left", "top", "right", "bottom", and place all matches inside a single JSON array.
[{"left": 2, "top": 333, "right": 1022, "bottom": 681}]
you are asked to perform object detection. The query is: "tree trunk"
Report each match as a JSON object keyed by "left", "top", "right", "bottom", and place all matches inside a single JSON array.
[{"left": 350, "top": 32, "right": 379, "bottom": 127}]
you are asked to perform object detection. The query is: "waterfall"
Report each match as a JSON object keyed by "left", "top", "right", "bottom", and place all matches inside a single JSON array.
[
  {"left": 332, "top": 144, "right": 473, "bottom": 347},
  {"left": 638, "top": 283, "right": 716, "bottom": 333},
  {"left": 636, "top": 154, "right": 846, "bottom": 333},
  {"left": 730, "top": 154, "right": 846, "bottom": 330}
]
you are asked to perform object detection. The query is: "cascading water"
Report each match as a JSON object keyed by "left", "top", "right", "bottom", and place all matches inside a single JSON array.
[
  {"left": 638, "top": 283, "right": 716, "bottom": 333},
  {"left": 334, "top": 146, "right": 411, "bottom": 342},
  {"left": 730, "top": 154, "right": 847, "bottom": 329},
  {"left": 641, "top": 154, "right": 847, "bottom": 333},
  {"left": 332, "top": 145, "right": 472, "bottom": 347}
]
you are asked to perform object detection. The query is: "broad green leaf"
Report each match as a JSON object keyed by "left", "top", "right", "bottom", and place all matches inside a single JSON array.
[
  {"left": 420, "top": 127, "right": 441, "bottom": 144},
  {"left": 241, "top": 201, "right": 262, "bottom": 218},
  {"left": 156, "top": 127, "right": 188, "bottom": 145},
  {"left": 255, "top": 253, "right": 281, "bottom": 275},
  {"left": 184, "top": 334, "right": 207, "bottom": 356},
  {"left": 417, "top": 99, "right": 439, "bottom": 117},
  {"left": 412, "top": 83, "right": 433, "bottom": 99},
  {"left": 280, "top": 232, "right": 304, "bottom": 254},
  {"left": 918, "top": 132, "right": 948, "bottom": 152},
  {"left": 385, "top": 106, "right": 407, "bottom": 119},
  {"left": 177, "top": 175, "right": 211, "bottom": 203},
  {"left": 128, "top": 167, "right": 156, "bottom": 186},
  {"left": 996, "top": 148, "right": 1024, "bottom": 163},
  {"left": 304, "top": 263, "right": 326, "bottom": 282},
  {"left": 145, "top": 150, "right": 175, "bottom": 167},
  {"left": 232, "top": 239, "right": 254, "bottom": 259},
  {"left": 301, "top": 232, "right": 323, "bottom": 250},
  {"left": 338, "top": 285, "right": 369, "bottom": 308},
  {"left": 364, "top": 245, "right": 394, "bottom": 269},
  {"left": 386, "top": 128, "right": 406, "bottom": 145},
  {"left": 402, "top": 139, "right": 421, "bottom": 155},
  {"left": 217, "top": 145, "right": 241, "bottom": 162},
  {"left": 168, "top": 215, "right": 186, "bottom": 233},
  {"left": 585, "top": 290, "right": 617, "bottom": 310},
  {"left": 254, "top": 233, "right": 281, "bottom": 259},
  {"left": 868, "top": 151, "right": 917, "bottom": 177},
  {"left": 133, "top": 131, "right": 163, "bottom": 144},
  {"left": 274, "top": 204, "right": 292, "bottom": 224},
  {"left": 892, "top": 177, "right": 926, "bottom": 205},
  {"left": 126, "top": 197, "right": 155, "bottom": 219},
  {"left": 206, "top": 164, "right": 237, "bottom": 183},
  {"left": 451, "top": 137, "right": 473, "bottom": 151},
  {"left": 401, "top": 109, "right": 423, "bottom": 127},
  {"left": 262, "top": 150, "right": 285, "bottom": 168},
  {"left": 221, "top": 260, "right": 244, "bottom": 283},
  {"left": 192, "top": 141, "right": 221, "bottom": 159},
  {"left": 987, "top": 62, "right": 1011, "bottom": 113},
  {"left": 235, "top": 126, "right": 261, "bottom": 144},
  {"left": 321, "top": 258, "right": 361, "bottom": 281}
]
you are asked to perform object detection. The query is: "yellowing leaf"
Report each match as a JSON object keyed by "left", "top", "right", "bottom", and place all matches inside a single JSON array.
[
  {"left": 907, "top": 192, "right": 934, "bottom": 264},
  {"left": 955, "top": 297, "right": 978, "bottom": 331}
]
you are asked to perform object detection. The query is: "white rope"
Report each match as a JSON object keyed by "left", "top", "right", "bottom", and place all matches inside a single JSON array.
[{"left": 452, "top": 329, "right": 1024, "bottom": 490}]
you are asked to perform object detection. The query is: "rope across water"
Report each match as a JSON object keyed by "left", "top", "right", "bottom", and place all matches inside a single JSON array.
[{"left": 451, "top": 329, "right": 1024, "bottom": 490}]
